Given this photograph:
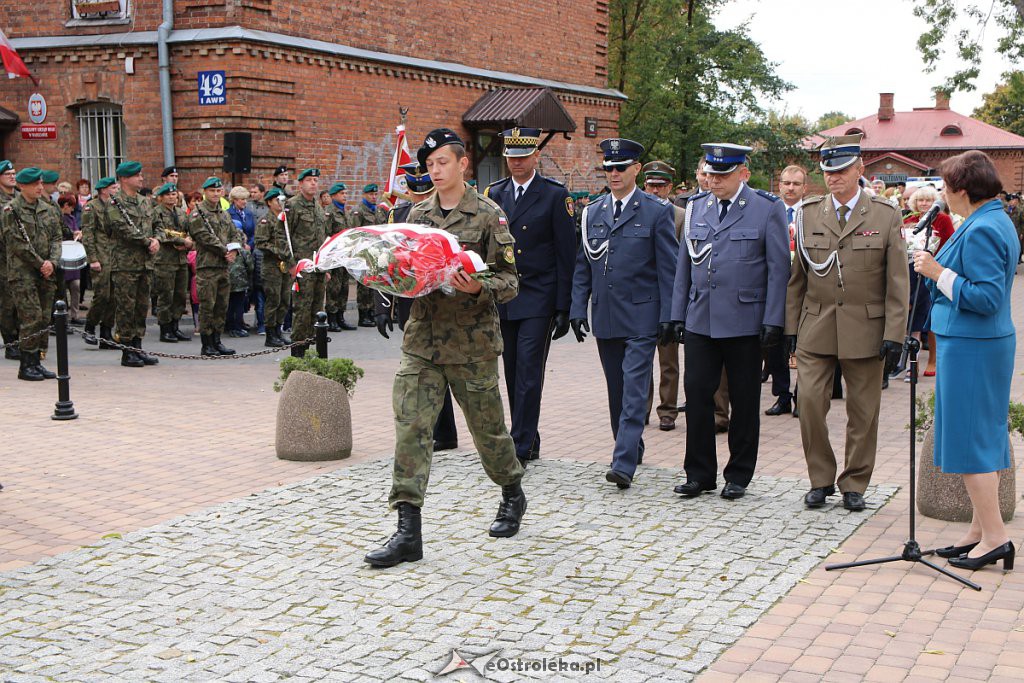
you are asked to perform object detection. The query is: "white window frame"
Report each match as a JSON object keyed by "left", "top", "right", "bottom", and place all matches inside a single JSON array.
[
  {"left": 70, "top": 0, "right": 130, "bottom": 22},
  {"left": 77, "top": 104, "right": 126, "bottom": 185}
]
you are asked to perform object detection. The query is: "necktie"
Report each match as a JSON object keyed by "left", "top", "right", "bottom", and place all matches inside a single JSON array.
[
  {"left": 614, "top": 199, "right": 622, "bottom": 220},
  {"left": 838, "top": 205, "right": 850, "bottom": 228},
  {"left": 515, "top": 186, "right": 524, "bottom": 204},
  {"left": 718, "top": 199, "right": 730, "bottom": 222},
  {"left": 787, "top": 207, "right": 794, "bottom": 224}
]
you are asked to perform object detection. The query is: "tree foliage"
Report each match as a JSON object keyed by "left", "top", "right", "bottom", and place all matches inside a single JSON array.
[
  {"left": 814, "top": 111, "right": 853, "bottom": 132},
  {"left": 912, "top": 0, "right": 1024, "bottom": 92},
  {"left": 973, "top": 71, "right": 1024, "bottom": 136},
  {"left": 607, "top": 0, "right": 807, "bottom": 181}
]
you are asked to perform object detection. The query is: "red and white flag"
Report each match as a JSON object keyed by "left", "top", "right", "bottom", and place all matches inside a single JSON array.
[
  {"left": 0, "top": 28, "right": 38, "bottom": 85},
  {"left": 381, "top": 123, "right": 413, "bottom": 210}
]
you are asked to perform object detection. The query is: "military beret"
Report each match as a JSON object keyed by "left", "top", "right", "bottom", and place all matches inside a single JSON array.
[
  {"left": 362, "top": 183, "right": 378, "bottom": 193},
  {"left": 94, "top": 176, "right": 116, "bottom": 191},
  {"left": 417, "top": 128, "right": 465, "bottom": 167},
  {"left": 116, "top": 161, "right": 143, "bottom": 178},
  {"left": 0, "top": 160, "right": 12, "bottom": 174},
  {"left": 298, "top": 168, "right": 320, "bottom": 181},
  {"left": 264, "top": 187, "right": 284, "bottom": 202},
  {"left": 41, "top": 170, "right": 60, "bottom": 184},
  {"left": 15, "top": 167, "right": 43, "bottom": 184},
  {"left": 202, "top": 176, "right": 223, "bottom": 189},
  {"left": 273, "top": 165, "right": 289, "bottom": 176},
  {"left": 599, "top": 138, "right": 644, "bottom": 170},
  {"left": 161, "top": 166, "right": 178, "bottom": 178},
  {"left": 468, "top": 180, "right": 477, "bottom": 188},
  {"left": 328, "top": 182, "right": 347, "bottom": 196},
  {"left": 154, "top": 182, "right": 178, "bottom": 197},
  {"left": 701, "top": 143, "right": 752, "bottom": 175}
]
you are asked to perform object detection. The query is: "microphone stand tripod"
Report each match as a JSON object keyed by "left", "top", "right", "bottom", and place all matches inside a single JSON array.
[{"left": 824, "top": 213, "right": 981, "bottom": 591}]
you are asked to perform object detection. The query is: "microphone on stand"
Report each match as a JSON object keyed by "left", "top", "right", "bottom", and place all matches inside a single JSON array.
[{"left": 912, "top": 199, "right": 946, "bottom": 234}]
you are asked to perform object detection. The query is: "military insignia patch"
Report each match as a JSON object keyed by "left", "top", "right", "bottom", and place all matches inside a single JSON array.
[
  {"left": 504, "top": 245, "right": 515, "bottom": 263},
  {"left": 565, "top": 197, "right": 575, "bottom": 217},
  {"left": 426, "top": 137, "right": 437, "bottom": 148}
]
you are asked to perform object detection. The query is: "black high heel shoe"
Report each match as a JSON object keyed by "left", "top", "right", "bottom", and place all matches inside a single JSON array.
[
  {"left": 935, "top": 541, "right": 980, "bottom": 558},
  {"left": 948, "top": 541, "right": 1015, "bottom": 571}
]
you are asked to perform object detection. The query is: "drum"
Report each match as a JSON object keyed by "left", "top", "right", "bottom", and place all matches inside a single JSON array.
[{"left": 59, "top": 240, "right": 88, "bottom": 270}]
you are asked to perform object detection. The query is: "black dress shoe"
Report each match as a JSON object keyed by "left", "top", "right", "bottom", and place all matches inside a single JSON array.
[
  {"left": 674, "top": 480, "right": 716, "bottom": 497},
  {"left": 605, "top": 469, "right": 631, "bottom": 489},
  {"left": 764, "top": 398, "right": 792, "bottom": 416},
  {"left": 659, "top": 416, "right": 675, "bottom": 431},
  {"left": 432, "top": 440, "right": 458, "bottom": 452},
  {"left": 804, "top": 485, "right": 836, "bottom": 508},
  {"left": 948, "top": 541, "right": 1015, "bottom": 571},
  {"left": 842, "top": 491, "right": 866, "bottom": 511},
  {"left": 935, "top": 541, "right": 980, "bottom": 559},
  {"left": 715, "top": 423, "right": 729, "bottom": 434},
  {"left": 721, "top": 482, "right": 746, "bottom": 500}
]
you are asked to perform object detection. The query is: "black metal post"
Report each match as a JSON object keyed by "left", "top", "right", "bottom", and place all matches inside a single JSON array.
[
  {"left": 315, "top": 311, "right": 329, "bottom": 359},
  {"left": 51, "top": 301, "right": 78, "bottom": 421}
]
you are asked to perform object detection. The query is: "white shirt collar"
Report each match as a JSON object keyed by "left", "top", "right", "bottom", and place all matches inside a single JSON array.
[
  {"left": 609, "top": 185, "right": 637, "bottom": 211},
  {"left": 784, "top": 198, "right": 803, "bottom": 210},
  {"left": 716, "top": 183, "right": 745, "bottom": 211},
  {"left": 512, "top": 172, "right": 536, "bottom": 196},
  {"left": 832, "top": 189, "right": 861, "bottom": 215}
]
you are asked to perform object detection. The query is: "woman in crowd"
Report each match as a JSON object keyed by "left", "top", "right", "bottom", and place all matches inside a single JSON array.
[
  {"left": 57, "top": 193, "right": 84, "bottom": 324},
  {"left": 914, "top": 150, "right": 1018, "bottom": 572}
]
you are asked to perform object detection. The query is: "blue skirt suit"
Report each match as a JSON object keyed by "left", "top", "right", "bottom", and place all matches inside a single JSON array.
[{"left": 927, "top": 200, "right": 1020, "bottom": 474}]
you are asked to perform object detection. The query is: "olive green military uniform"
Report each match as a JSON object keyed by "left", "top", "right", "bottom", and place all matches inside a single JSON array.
[
  {"left": 80, "top": 196, "right": 116, "bottom": 331},
  {"left": 151, "top": 203, "right": 191, "bottom": 326},
  {"left": 280, "top": 194, "right": 328, "bottom": 345},
  {"left": 188, "top": 199, "right": 240, "bottom": 335},
  {"left": 390, "top": 183, "right": 523, "bottom": 508},
  {"left": 785, "top": 192, "right": 909, "bottom": 494},
  {"left": 348, "top": 201, "right": 381, "bottom": 316},
  {"left": 0, "top": 187, "right": 18, "bottom": 348},
  {"left": 255, "top": 213, "right": 291, "bottom": 333},
  {"left": 1, "top": 194, "right": 61, "bottom": 354},
  {"left": 325, "top": 202, "right": 352, "bottom": 319},
  {"left": 109, "top": 191, "right": 160, "bottom": 342}
]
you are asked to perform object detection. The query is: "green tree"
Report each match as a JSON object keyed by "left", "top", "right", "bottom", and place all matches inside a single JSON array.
[
  {"left": 814, "top": 111, "right": 853, "bottom": 132},
  {"left": 973, "top": 71, "right": 1024, "bottom": 136},
  {"left": 912, "top": 0, "right": 1024, "bottom": 92}
]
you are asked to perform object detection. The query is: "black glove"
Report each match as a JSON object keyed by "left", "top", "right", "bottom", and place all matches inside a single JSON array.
[
  {"left": 551, "top": 311, "right": 570, "bottom": 341},
  {"left": 657, "top": 322, "right": 675, "bottom": 346},
  {"left": 675, "top": 322, "right": 686, "bottom": 345},
  {"left": 570, "top": 318, "right": 589, "bottom": 343},
  {"left": 879, "top": 339, "right": 902, "bottom": 371},
  {"left": 375, "top": 313, "right": 393, "bottom": 340},
  {"left": 784, "top": 335, "right": 797, "bottom": 356},
  {"left": 760, "top": 325, "right": 783, "bottom": 349}
]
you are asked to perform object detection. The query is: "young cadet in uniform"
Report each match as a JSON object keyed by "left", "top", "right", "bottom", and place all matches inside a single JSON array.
[
  {"left": 324, "top": 181, "right": 356, "bottom": 332},
  {"left": 255, "top": 187, "right": 291, "bottom": 347},
  {"left": 108, "top": 161, "right": 161, "bottom": 368},
  {"left": 0, "top": 160, "right": 19, "bottom": 359},
  {"left": 271, "top": 165, "right": 292, "bottom": 198},
  {"left": 785, "top": 134, "right": 909, "bottom": 511},
  {"left": 349, "top": 182, "right": 384, "bottom": 327},
  {"left": 365, "top": 129, "right": 525, "bottom": 568},
  {"left": 671, "top": 143, "right": 790, "bottom": 501},
  {"left": 152, "top": 183, "right": 193, "bottom": 343},
  {"left": 570, "top": 138, "right": 678, "bottom": 490},
  {"left": 2, "top": 167, "right": 62, "bottom": 380},
  {"left": 484, "top": 127, "right": 576, "bottom": 465},
  {"left": 281, "top": 168, "right": 329, "bottom": 357},
  {"left": 188, "top": 177, "right": 241, "bottom": 357},
  {"left": 81, "top": 176, "right": 117, "bottom": 349}
]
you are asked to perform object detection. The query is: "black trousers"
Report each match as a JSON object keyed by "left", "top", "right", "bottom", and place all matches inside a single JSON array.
[
  {"left": 683, "top": 332, "right": 762, "bottom": 487},
  {"left": 763, "top": 341, "right": 792, "bottom": 400},
  {"left": 500, "top": 316, "right": 553, "bottom": 459}
]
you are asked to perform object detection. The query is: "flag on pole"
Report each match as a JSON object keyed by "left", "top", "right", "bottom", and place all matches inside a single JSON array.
[
  {"left": 0, "top": 28, "right": 38, "bottom": 85},
  {"left": 381, "top": 123, "right": 413, "bottom": 210}
]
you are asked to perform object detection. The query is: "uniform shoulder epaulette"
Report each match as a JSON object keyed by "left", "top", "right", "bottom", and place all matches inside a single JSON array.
[
  {"left": 755, "top": 189, "right": 780, "bottom": 202},
  {"left": 691, "top": 190, "right": 711, "bottom": 201},
  {"left": 870, "top": 194, "right": 899, "bottom": 210},
  {"left": 802, "top": 194, "right": 826, "bottom": 204},
  {"left": 652, "top": 195, "right": 670, "bottom": 206},
  {"left": 540, "top": 175, "right": 565, "bottom": 188},
  {"left": 486, "top": 177, "right": 511, "bottom": 190},
  {"left": 477, "top": 192, "right": 504, "bottom": 215}
]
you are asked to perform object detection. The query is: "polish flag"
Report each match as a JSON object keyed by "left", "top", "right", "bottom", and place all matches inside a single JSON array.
[
  {"left": 381, "top": 123, "right": 413, "bottom": 210},
  {"left": 0, "top": 28, "right": 38, "bottom": 85}
]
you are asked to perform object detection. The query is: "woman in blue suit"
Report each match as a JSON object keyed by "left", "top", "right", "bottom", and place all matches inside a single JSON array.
[{"left": 914, "top": 150, "right": 1019, "bottom": 571}]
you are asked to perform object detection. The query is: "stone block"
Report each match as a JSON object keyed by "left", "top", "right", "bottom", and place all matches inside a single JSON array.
[
  {"left": 275, "top": 371, "right": 352, "bottom": 462},
  {"left": 917, "top": 429, "right": 1016, "bottom": 522}
]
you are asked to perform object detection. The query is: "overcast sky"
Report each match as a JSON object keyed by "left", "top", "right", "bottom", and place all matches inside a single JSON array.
[{"left": 714, "top": 0, "right": 1013, "bottom": 123}]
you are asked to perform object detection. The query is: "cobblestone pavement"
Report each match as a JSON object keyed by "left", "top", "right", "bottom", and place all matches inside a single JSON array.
[{"left": 0, "top": 458, "right": 894, "bottom": 682}]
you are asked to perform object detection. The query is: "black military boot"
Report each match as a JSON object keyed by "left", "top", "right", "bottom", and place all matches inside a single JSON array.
[
  {"left": 290, "top": 343, "right": 307, "bottom": 358},
  {"left": 338, "top": 313, "right": 356, "bottom": 331},
  {"left": 327, "top": 312, "right": 342, "bottom": 332},
  {"left": 212, "top": 331, "right": 235, "bottom": 356},
  {"left": 488, "top": 483, "right": 527, "bottom": 538},
  {"left": 264, "top": 326, "right": 284, "bottom": 348},
  {"left": 2, "top": 329, "right": 20, "bottom": 360},
  {"left": 278, "top": 325, "right": 292, "bottom": 345},
  {"left": 99, "top": 326, "right": 115, "bottom": 350},
  {"left": 200, "top": 333, "right": 218, "bottom": 357},
  {"left": 358, "top": 309, "right": 376, "bottom": 327},
  {"left": 134, "top": 338, "right": 159, "bottom": 365},
  {"left": 121, "top": 342, "right": 144, "bottom": 368},
  {"left": 172, "top": 320, "right": 191, "bottom": 341},
  {"left": 17, "top": 353, "right": 44, "bottom": 381},
  {"left": 159, "top": 323, "right": 178, "bottom": 343},
  {"left": 364, "top": 502, "right": 423, "bottom": 567},
  {"left": 34, "top": 351, "right": 56, "bottom": 379},
  {"left": 82, "top": 323, "right": 98, "bottom": 347}
]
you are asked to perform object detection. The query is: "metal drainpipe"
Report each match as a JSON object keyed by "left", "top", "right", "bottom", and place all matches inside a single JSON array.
[{"left": 157, "top": 0, "right": 175, "bottom": 167}]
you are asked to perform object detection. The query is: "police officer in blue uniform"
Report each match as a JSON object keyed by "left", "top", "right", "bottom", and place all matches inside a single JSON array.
[
  {"left": 570, "top": 138, "right": 678, "bottom": 489},
  {"left": 485, "top": 128, "right": 577, "bottom": 465},
  {"left": 671, "top": 143, "right": 790, "bottom": 500}
]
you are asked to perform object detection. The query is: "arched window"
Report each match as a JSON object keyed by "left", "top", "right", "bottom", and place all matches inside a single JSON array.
[
  {"left": 76, "top": 103, "right": 125, "bottom": 183},
  {"left": 845, "top": 127, "right": 863, "bottom": 136},
  {"left": 940, "top": 124, "right": 963, "bottom": 136}
]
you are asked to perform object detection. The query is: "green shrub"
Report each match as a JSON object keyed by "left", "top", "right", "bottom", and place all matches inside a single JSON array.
[
  {"left": 911, "top": 390, "right": 1024, "bottom": 440},
  {"left": 274, "top": 350, "right": 364, "bottom": 395}
]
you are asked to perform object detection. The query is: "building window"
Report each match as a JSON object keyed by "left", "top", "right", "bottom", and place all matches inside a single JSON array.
[
  {"left": 71, "top": 1, "right": 130, "bottom": 22},
  {"left": 845, "top": 127, "right": 864, "bottom": 136},
  {"left": 940, "top": 125, "right": 963, "bottom": 136},
  {"left": 77, "top": 104, "right": 125, "bottom": 184}
]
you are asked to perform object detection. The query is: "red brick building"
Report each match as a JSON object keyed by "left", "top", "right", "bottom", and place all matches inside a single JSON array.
[
  {"left": 810, "top": 92, "right": 1024, "bottom": 192},
  {"left": 0, "top": 1, "right": 623, "bottom": 195}
]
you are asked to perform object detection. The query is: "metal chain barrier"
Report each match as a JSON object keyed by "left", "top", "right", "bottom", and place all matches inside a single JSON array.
[
  {"left": 68, "top": 327, "right": 322, "bottom": 361},
  {"left": 0, "top": 326, "right": 58, "bottom": 351}
]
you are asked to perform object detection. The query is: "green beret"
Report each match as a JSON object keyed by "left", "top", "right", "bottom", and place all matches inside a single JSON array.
[
  {"left": 154, "top": 182, "right": 178, "bottom": 197},
  {"left": 15, "top": 167, "right": 43, "bottom": 184},
  {"left": 202, "top": 176, "right": 223, "bottom": 189},
  {"left": 0, "top": 160, "right": 12, "bottom": 174},
  {"left": 41, "top": 170, "right": 60, "bottom": 184},
  {"left": 328, "top": 182, "right": 347, "bottom": 196},
  {"left": 94, "top": 176, "right": 116, "bottom": 191},
  {"left": 468, "top": 180, "right": 477, "bottom": 188},
  {"left": 264, "top": 187, "right": 284, "bottom": 202},
  {"left": 362, "top": 183, "right": 378, "bottom": 193},
  {"left": 116, "top": 161, "right": 142, "bottom": 178},
  {"left": 298, "top": 168, "right": 320, "bottom": 181}
]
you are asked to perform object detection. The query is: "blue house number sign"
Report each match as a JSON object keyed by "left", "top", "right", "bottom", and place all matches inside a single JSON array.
[{"left": 198, "top": 71, "right": 227, "bottom": 106}]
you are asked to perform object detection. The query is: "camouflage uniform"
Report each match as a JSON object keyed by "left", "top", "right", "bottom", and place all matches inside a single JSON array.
[
  {"left": 0, "top": 188, "right": 18, "bottom": 347},
  {"left": 80, "top": 196, "right": 115, "bottom": 330},
  {"left": 1, "top": 194, "right": 61, "bottom": 353},
  {"left": 325, "top": 202, "right": 351, "bottom": 319},
  {"left": 348, "top": 200, "right": 382, "bottom": 316},
  {"left": 109, "top": 191, "right": 160, "bottom": 341},
  {"left": 255, "top": 212, "right": 291, "bottom": 332},
  {"left": 151, "top": 203, "right": 191, "bottom": 326},
  {"left": 281, "top": 193, "right": 328, "bottom": 345},
  {"left": 187, "top": 199, "right": 239, "bottom": 335},
  {"left": 390, "top": 183, "right": 523, "bottom": 508}
]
